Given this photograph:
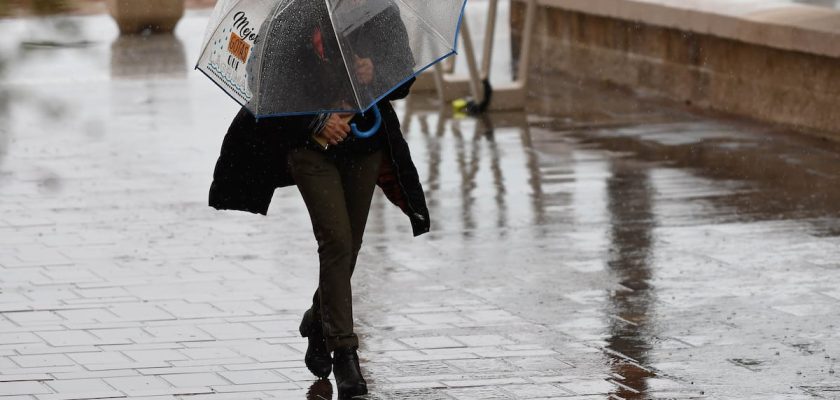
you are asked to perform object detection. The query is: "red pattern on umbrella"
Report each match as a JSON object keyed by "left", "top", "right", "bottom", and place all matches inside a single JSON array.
[{"left": 312, "top": 26, "right": 326, "bottom": 61}]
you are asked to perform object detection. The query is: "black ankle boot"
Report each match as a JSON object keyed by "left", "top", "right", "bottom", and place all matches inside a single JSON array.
[
  {"left": 332, "top": 347, "right": 368, "bottom": 399},
  {"left": 299, "top": 309, "right": 332, "bottom": 379}
]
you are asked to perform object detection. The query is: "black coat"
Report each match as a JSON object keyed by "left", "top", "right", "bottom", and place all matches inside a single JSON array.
[{"left": 208, "top": 78, "right": 431, "bottom": 237}]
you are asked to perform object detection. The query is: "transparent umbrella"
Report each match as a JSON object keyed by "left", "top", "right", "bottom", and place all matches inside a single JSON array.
[{"left": 196, "top": 0, "right": 467, "bottom": 137}]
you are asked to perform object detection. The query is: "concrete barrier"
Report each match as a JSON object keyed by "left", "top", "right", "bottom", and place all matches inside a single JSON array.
[
  {"left": 512, "top": 0, "right": 840, "bottom": 137},
  {"left": 107, "top": 0, "right": 185, "bottom": 35}
]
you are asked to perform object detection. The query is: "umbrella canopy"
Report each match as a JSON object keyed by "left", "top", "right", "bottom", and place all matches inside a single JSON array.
[{"left": 196, "top": 0, "right": 467, "bottom": 119}]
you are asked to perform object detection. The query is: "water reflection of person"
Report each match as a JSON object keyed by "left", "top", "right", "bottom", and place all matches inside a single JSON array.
[{"left": 210, "top": 1, "right": 427, "bottom": 398}]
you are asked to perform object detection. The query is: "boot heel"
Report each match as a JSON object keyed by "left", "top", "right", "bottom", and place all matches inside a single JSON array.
[
  {"left": 299, "top": 309, "right": 314, "bottom": 337},
  {"left": 300, "top": 309, "right": 332, "bottom": 379},
  {"left": 333, "top": 347, "right": 367, "bottom": 398}
]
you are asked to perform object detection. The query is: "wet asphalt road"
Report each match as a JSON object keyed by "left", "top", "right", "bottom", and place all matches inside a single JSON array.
[{"left": 1, "top": 7, "right": 840, "bottom": 400}]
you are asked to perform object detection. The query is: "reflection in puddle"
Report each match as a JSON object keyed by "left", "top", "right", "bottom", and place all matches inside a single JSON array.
[
  {"left": 110, "top": 34, "right": 187, "bottom": 79},
  {"left": 306, "top": 379, "right": 332, "bottom": 400},
  {"left": 395, "top": 95, "right": 547, "bottom": 241},
  {"left": 605, "top": 160, "right": 657, "bottom": 398},
  {"left": 573, "top": 123, "right": 840, "bottom": 225},
  {"left": 108, "top": 33, "right": 190, "bottom": 141}
]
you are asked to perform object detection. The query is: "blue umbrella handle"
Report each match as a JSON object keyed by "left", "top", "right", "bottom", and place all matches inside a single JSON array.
[{"left": 351, "top": 104, "right": 382, "bottom": 138}]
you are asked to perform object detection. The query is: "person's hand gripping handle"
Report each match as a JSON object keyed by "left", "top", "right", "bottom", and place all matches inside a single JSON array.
[{"left": 317, "top": 113, "right": 353, "bottom": 147}]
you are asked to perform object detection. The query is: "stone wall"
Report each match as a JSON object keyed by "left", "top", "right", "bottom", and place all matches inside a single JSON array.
[{"left": 511, "top": 3, "right": 840, "bottom": 136}]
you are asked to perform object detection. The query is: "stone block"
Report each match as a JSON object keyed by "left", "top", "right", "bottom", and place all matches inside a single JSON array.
[
  {"left": 511, "top": 2, "right": 840, "bottom": 136},
  {"left": 107, "top": 0, "right": 185, "bottom": 35}
]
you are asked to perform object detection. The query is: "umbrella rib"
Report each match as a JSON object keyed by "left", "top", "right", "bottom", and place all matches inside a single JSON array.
[
  {"left": 323, "top": 0, "right": 363, "bottom": 110},
  {"left": 392, "top": 0, "right": 455, "bottom": 52}
]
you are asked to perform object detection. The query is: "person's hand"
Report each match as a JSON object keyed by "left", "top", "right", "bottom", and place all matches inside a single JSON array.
[
  {"left": 317, "top": 113, "right": 351, "bottom": 146},
  {"left": 354, "top": 55, "right": 374, "bottom": 85}
]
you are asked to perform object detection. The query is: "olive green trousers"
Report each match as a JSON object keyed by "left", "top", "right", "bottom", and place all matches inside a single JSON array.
[{"left": 288, "top": 147, "right": 383, "bottom": 352}]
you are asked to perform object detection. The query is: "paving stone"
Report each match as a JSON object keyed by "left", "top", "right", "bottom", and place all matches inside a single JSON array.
[
  {"left": 157, "top": 302, "right": 230, "bottom": 319},
  {"left": 37, "top": 267, "right": 101, "bottom": 285},
  {"left": 443, "top": 377, "right": 530, "bottom": 388},
  {"left": 0, "top": 374, "right": 52, "bottom": 383},
  {"left": 123, "top": 350, "right": 188, "bottom": 363},
  {"left": 66, "top": 352, "right": 132, "bottom": 365},
  {"left": 0, "top": 332, "right": 44, "bottom": 345},
  {"left": 447, "top": 358, "right": 518, "bottom": 373},
  {"left": 506, "top": 356, "right": 574, "bottom": 371},
  {"left": 108, "top": 304, "right": 176, "bottom": 322},
  {"left": 53, "top": 309, "right": 121, "bottom": 324},
  {"left": 196, "top": 323, "right": 263, "bottom": 340},
  {"left": 473, "top": 347, "right": 558, "bottom": 358},
  {"left": 143, "top": 325, "right": 213, "bottom": 341},
  {"left": 72, "top": 287, "right": 132, "bottom": 299},
  {"left": 160, "top": 373, "right": 229, "bottom": 388},
  {"left": 137, "top": 366, "right": 224, "bottom": 376},
  {"left": 51, "top": 370, "right": 140, "bottom": 380},
  {"left": 88, "top": 328, "right": 153, "bottom": 342},
  {"left": 274, "top": 367, "right": 319, "bottom": 382},
  {"left": 385, "top": 349, "right": 480, "bottom": 362},
  {"left": 213, "top": 358, "right": 297, "bottom": 370},
  {"left": 4, "top": 311, "right": 64, "bottom": 325},
  {"left": 210, "top": 382, "right": 298, "bottom": 393},
  {"left": 218, "top": 369, "right": 286, "bottom": 385},
  {"left": 13, "top": 248, "right": 71, "bottom": 265},
  {"left": 369, "top": 386, "right": 453, "bottom": 399},
  {"left": 35, "top": 330, "right": 102, "bottom": 347},
  {"left": 0, "top": 381, "right": 53, "bottom": 396},
  {"left": 502, "top": 383, "right": 573, "bottom": 398},
  {"left": 559, "top": 379, "right": 617, "bottom": 395},
  {"left": 399, "top": 336, "right": 465, "bottom": 349},
  {"left": 464, "top": 309, "right": 522, "bottom": 323},
  {"left": 11, "top": 354, "right": 76, "bottom": 368},
  {"left": 387, "top": 373, "right": 471, "bottom": 384},
  {"left": 408, "top": 313, "right": 471, "bottom": 325},
  {"left": 394, "top": 361, "right": 464, "bottom": 376},
  {"left": 451, "top": 335, "right": 514, "bottom": 347},
  {"left": 177, "top": 347, "right": 241, "bottom": 361},
  {"left": 103, "top": 376, "right": 173, "bottom": 394},
  {"left": 86, "top": 361, "right": 172, "bottom": 371},
  {"left": 208, "top": 301, "right": 275, "bottom": 316},
  {"left": 177, "top": 393, "right": 256, "bottom": 400},
  {"left": 44, "top": 378, "right": 120, "bottom": 397},
  {"left": 447, "top": 386, "right": 515, "bottom": 399},
  {"left": 169, "top": 357, "right": 255, "bottom": 368}
]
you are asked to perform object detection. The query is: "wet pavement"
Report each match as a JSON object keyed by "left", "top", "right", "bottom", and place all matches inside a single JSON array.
[{"left": 2, "top": 6, "right": 840, "bottom": 400}]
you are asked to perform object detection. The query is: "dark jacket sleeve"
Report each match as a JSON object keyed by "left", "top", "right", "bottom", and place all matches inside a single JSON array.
[
  {"left": 209, "top": 108, "right": 316, "bottom": 215},
  {"left": 376, "top": 96, "right": 431, "bottom": 237},
  {"left": 386, "top": 77, "right": 415, "bottom": 101}
]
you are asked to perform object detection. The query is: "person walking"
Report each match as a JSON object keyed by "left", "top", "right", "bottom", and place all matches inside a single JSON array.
[{"left": 208, "top": 2, "right": 429, "bottom": 398}]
